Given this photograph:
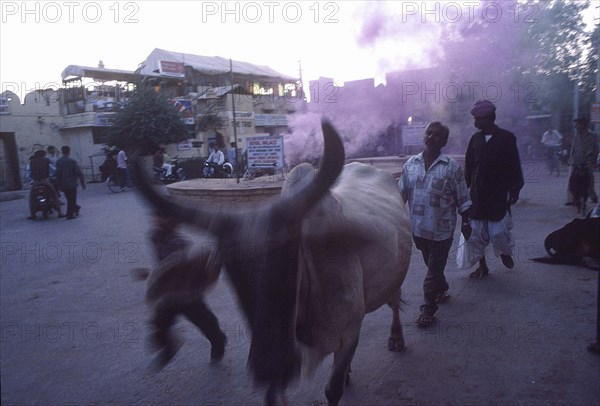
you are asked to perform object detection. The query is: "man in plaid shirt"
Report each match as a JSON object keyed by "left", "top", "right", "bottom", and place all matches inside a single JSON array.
[{"left": 398, "top": 122, "right": 472, "bottom": 327}]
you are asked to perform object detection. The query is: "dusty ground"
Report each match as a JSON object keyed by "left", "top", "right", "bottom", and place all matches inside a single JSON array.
[{"left": 1, "top": 160, "right": 598, "bottom": 405}]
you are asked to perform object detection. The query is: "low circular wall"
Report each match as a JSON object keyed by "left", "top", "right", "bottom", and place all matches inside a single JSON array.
[
  {"left": 167, "top": 177, "right": 285, "bottom": 208},
  {"left": 166, "top": 155, "right": 465, "bottom": 207}
]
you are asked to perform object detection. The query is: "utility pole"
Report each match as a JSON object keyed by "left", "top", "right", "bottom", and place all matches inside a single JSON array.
[
  {"left": 297, "top": 60, "right": 305, "bottom": 101},
  {"left": 594, "top": 5, "right": 599, "bottom": 135},
  {"left": 230, "top": 58, "right": 240, "bottom": 183}
]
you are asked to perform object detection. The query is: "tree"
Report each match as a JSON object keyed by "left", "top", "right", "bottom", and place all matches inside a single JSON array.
[
  {"left": 580, "top": 23, "right": 599, "bottom": 97},
  {"left": 436, "top": 0, "right": 591, "bottom": 130},
  {"left": 106, "top": 84, "right": 189, "bottom": 154}
]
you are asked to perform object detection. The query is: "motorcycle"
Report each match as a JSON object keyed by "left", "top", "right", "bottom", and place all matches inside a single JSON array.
[
  {"left": 203, "top": 161, "right": 233, "bottom": 178},
  {"left": 32, "top": 183, "right": 54, "bottom": 219},
  {"left": 153, "top": 160, "right": 186, "bottom": 184}
]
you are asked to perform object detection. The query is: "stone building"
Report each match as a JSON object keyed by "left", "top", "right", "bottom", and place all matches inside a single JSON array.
[{"left": 0, "top": 90, "right": 62, "bottom": 191}]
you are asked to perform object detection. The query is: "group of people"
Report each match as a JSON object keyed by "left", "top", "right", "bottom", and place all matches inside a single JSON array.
[
  {"left": 399, "top": 99, "right": 598, "bottom": 353},
  {"left": 399, "top": 99, "right": 524, "bottom": 328},
  {"left": 27, "top": 145, "right": 86, "bottom": 220},
  {"left": 540, "top": 118, "right": 599, "bottom": 205}
]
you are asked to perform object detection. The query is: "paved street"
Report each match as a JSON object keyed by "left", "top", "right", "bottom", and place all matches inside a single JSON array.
[{"left": 1, "top": 162, "right": 599, "bottom": 405}]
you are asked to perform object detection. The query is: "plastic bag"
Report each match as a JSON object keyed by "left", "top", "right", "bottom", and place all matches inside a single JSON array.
[{"left": 456, "top": 233, "right": 469, "bottom": 269}]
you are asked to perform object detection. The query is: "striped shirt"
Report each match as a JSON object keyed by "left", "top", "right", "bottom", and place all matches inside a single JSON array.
[{"left": 398, "top": 153, "right": 471, "bottom": 241}]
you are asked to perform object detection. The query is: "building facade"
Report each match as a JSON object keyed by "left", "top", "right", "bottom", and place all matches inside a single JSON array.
[{"left": 0, "top": 50, "right": 302, "bottom": 191}]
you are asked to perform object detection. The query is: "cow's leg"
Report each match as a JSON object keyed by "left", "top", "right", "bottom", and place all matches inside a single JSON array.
[
  {"left": 264, "top": 381, "right": 288, "bottom": 406},
  {"left": 325, "top": 336, "right": 359, "bottom": 406},
  {"left": 151, "top": 293, "right": 226, "bottom": 368},
  {"left": 150, "top": 294, "right": 183, "bottom": 370},
  {"left": 388, "top": 289, "right": 405, "bottom": 351},
  {"left": 180, "top": 297, "right": 227, "bottom": 361}
]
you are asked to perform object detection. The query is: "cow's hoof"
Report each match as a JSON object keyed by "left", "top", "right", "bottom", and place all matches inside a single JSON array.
[
  {"left": 210, "top": 331, "right": 227, "bottom": 362},
  {"left": 151, "top": 340, "right": 182, "bottom": 372},
  {"left": 388, "top": 336, "right": 405, "bottom": 352}
]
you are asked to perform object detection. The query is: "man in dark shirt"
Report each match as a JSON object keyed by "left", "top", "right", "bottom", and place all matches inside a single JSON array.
[
  {"left": 56, "top": 146, "right": 86, "bottom": 220},
  {"left": 566, "top": 117, "right": 598, "bottom": 205},
  {"left": 28, "top": 149, "right": 63, "bottom": 219},
  {"left": 462, "top": 100, "right": 524, "bottom": 278}
]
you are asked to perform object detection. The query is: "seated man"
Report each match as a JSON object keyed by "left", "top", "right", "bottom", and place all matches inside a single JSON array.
[
  {"left": 28, "top": 149, "right": 64, "bottom": 219},
  {"left": 203, "top": 143, "right": 225, "bottom": 177}
]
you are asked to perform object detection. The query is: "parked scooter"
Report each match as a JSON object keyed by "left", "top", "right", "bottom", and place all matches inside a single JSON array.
[
  {"left": 153, "top": 159, "right": 186, "bottom": 184},
  {"left": 203, "top": 161, "right": 233, "bottom": 178}
]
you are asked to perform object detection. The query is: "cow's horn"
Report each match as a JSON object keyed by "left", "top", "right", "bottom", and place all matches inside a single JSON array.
[{"left": 271, "top": 119, "right": 345, "bottom": 218}]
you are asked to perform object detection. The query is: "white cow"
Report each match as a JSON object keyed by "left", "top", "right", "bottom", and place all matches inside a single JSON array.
[{"left": 135, "top": 121, "right": 412, "bottom": 405}]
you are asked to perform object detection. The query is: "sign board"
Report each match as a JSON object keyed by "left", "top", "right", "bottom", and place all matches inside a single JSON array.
[
  {"left": 591, "top": 102, "right": 600, "bottom": 123},
  {"left": 246, "top": 134, "right": 284, "bottom": 169},
  {"left": 401, "top": 124, "right": 426, "bottom": 147},
  {"left": 94, "top": 113, "right": 116, "bottom": 127},
  {"left": 177, "top": 140, "right": 193, "bottom": 151},
  {"left": 233, "top": 111, "right": 254, "bottom": 119},
  {"left": 171, "top": 99, "right": 194, "bottom": 125},
  {"left": 159, "top": 60, "right": 185, "bottom": 78},
  {"left": 255, "top": 114, "right": 288, "bottom": 127}
]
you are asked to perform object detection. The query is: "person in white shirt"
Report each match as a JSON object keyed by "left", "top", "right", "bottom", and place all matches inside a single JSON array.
[
  {"left": 541, "top": 126, "right": 563, "bottom": 176},
  {"left": 398, "top": 121, "right": 472, "bottom": 327},
  {"left": 117, "top": 149, "right": 128, "bottom": 191},
  {"left": 204, "top": 143, "right": 225, "bottom": 177}
]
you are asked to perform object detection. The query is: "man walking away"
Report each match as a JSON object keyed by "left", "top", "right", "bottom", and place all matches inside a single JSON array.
[{"left": 56, "top": 146, "right": 86, "bottom": 220}]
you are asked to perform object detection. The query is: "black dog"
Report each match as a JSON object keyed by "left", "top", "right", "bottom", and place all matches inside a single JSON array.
[{"left": 569, "top": 164, "right": 591, "bottom": 215}]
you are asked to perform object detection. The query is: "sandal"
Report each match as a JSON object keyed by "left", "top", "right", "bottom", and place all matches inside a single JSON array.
[
  {"left": 415, "top": 311, "right": 436, "bottom": 327},
  {"left": 469, "top": 266, "right": 489, "bottom": 279},
  {"left": 435, "top": 291, "right": 450, "bottom": 304}
]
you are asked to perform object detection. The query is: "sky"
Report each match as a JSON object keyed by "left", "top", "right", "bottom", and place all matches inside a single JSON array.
[{"left": 1, "top": 0, "right": 597, "bottom": 102}]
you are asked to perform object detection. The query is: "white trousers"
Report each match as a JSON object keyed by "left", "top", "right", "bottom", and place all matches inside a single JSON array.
[{"left": 457, "top": 213, "right": 514, "bottom": 269}]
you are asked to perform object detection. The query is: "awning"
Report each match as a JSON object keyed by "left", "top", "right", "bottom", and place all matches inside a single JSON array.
[
  {"left": 61, "top": 65, "right": 160, "bottom": 83},
  {"left": 139, "top": 48, "right": 299, "bottom": 83}
]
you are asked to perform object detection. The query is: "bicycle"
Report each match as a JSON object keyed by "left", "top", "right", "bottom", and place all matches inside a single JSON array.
[
  {"left": 106, "top": 164, "right": 136, "bottom": 193},
  {"left": 546, "top": 146, "right": 562, "bottom": 177}
]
